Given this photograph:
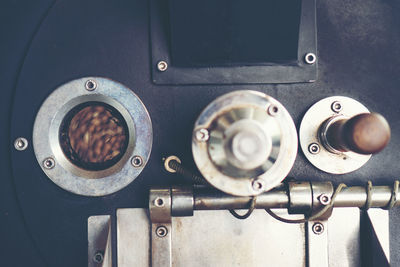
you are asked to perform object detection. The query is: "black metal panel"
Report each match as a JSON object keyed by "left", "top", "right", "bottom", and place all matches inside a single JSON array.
[
  {"left": 1, "top": 0, "right": 400, "bottom": 266},
  {"left": 168, "top": 0, "right": 301, "bottom": 66},
  {"left": 150, "top": 0, "right": 317, "bottom": 84}
]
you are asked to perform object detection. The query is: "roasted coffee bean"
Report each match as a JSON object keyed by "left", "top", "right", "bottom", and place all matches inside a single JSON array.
[{"left": 60, "top": 104, "right": 127, "bottom": 169}]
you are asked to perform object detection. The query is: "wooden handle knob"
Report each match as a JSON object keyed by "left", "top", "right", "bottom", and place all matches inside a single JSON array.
[{"left": 325, "top": 113, "right": 390, "bottom": 155}]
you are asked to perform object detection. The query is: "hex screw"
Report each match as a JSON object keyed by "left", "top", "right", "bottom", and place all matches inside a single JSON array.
[
  {"left": 43, "top": 157, "right": 55, "bottom": 169},
  {"left": 14, "top": 137, "right": 28, "bottom": 151},
  {"left": 131, "top": 156, "right": 143, "bottom": 168},
  {"left": 319, "top": 194, "right": 331, "bottom": 206},
  {"left": 304, "top": 53, "right": 317, "bottom": 65},
  {"left": 85, "top": 79, "right": 97, "bottom": 91},
  {"left": 312, "top": 222, "right": 324, "bottom": 235},
  {"left": 195, "top": 129, "right": 209, "bottom": 142},
  {"left": 157, "top": 61, "right": 168, "bottom": 72},
  {"left": 252, "top": 179, "right": 264, "bottom": 192},
  {"left": 156, "top": 226, "right": 168, "bottom": 238},
  {"left": 267, "top": 105, "right": 279, "bottom": 116},
  {"left": 331, "top": 101, "right": 342, "bottom": 113},
  {"left": 93, "top": 251, "right": 104, "bottom": 263},
  {"left": 308, "top": 143, "right": 320, "bottom": 155}
]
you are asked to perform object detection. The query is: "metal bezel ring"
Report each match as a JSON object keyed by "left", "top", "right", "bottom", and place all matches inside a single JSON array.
[
  {"left": 192, "top": 90, "right": 298, "bottom": 197},
  {"left": 33, "top": 77, "right": 152, "bottom": 196}
]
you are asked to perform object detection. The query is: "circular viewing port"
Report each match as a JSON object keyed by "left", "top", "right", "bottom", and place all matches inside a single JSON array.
[{"left": 59, "top": 101, "right": 129, "bottom": 171}]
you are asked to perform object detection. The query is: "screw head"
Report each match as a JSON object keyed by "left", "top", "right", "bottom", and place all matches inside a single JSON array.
[
  {"left": 131, "top": 156, "right": 143, "bottom": 168},
  {"left": 252, "top": 179, "right": 264, "bottom": 192},
  {"left": 308, "top": 143, "right": 320, "bottom": 155},
  {"left": 93, "top": 251, "right": 104, "bottom": 263},
  {"left": 331, "top": 101, "right": 342, "bottom": 113},
  {"left": 43, "top": 157, "right": 55, "bottom": 169},
  {"left": 157, "top": 61, "right": 168, "bottom": 72},
  {"left": 14, "top": 137, "right": 28, "bottom": 151},
  {"left": 156, "top": 226, "right": 168, "bottom": 237},
  {"left": 85, "top": 79, "right": 97, "bottom": 91},
  {"left": 304, "top": 53, "right": 317, "bottom": 65},
  {"left": 195, "top": 129, "right": 209, "bottom": 142},
  {"left": 267, "top": 105, "right": 279, "bottom": 116},
  {"left": 319, "top": 194, "right": 331, "bottom": 206},
  {"left": 312, "top": 222, "right": 324, "bottom": 235}
]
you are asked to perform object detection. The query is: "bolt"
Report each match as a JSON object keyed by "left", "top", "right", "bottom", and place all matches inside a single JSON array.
[
  {"left": 157, "top": 61, "right": 168, "bottom": 72},
  {"left": 308, "top": 143, "right": 320, "bottom": 155},
  {"left": 93, "top": 251, "right": 104, "bottom": 263},
  {"left": 131, "top": 156, "right": 143, "bottom": 168},
  {"left": 43, "top": 157, "right": 55, "bottom": 169},
  {"left": 312, "top": 222, "right": 324, "bottom": 235},
  {"left": 85, "top": 79, "right": 97, "bottom": 91},
  {"left": 331, "top": 101, "right": 342, "bottom": 113},
  {"left": 156, "top": 226, "right": 168, "bottom": 237},
  {"left": 318, "top": 194, "right": 331, "bottom": 206},
  {"left": 154, "top": 197, "right": 164, "bottom": 207},
  {"left": 304, "top": 53, "right": 316, "bottom": 65},
  {"left": 14, "top": 137, "right": 28, "bottom": 151},
  {"left": 267, "top": 105, "right": 279, "bottom": 116},
  {"left": 252, "top": 179, "right": 264, "bottom": 192},
  {"left": 195, "top": 129, "right": 209, "bottom": 142}
]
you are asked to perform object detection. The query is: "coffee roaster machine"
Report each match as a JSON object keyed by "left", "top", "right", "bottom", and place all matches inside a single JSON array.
[{"left": 2, "top": 0, "right": 400, "bottom": 266}]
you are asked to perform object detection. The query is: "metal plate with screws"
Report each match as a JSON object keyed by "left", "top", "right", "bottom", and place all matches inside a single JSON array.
[
  {"left": 114, "top": 208, "right": 363, "bottom": 267},
  {"left": 32, "top": 77, "right": 152, "bottom": 196},
  {"left": 299, "top": 96, "right": 371, "bottom": 174}
]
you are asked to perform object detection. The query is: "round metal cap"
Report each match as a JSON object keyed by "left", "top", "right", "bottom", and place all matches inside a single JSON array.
[{"left": 192, "top": 90, "right": 298, "bottom": 196}]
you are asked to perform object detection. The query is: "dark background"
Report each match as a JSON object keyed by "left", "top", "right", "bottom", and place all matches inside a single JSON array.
[{"left": 1, "top": 0, "right": 400, "bottom": 266}]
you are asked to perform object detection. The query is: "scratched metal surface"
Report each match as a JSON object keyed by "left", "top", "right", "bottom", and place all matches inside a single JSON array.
[{"left": 1, "top": 0, "right": 400, "bottom": 266}]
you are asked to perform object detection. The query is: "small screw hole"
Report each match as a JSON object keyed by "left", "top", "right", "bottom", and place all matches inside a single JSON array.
[{"left": 155, "top": 198, "right": 164, "bottom": 207}]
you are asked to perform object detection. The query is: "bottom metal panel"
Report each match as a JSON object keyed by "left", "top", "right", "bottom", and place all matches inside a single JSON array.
[{"left": 116, "top": 208, "right": 362, "bottom": 267}]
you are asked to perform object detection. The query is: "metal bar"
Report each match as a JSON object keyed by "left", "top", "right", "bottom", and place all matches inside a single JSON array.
[
  {"left": 149, "top": 188, "right": 172, "bottom": 267},
  {"left": 193, "top": 186, "right": 289, "bottom": 210},
  {"left": 189, "top": 183, "right": 399, "bottom": 213},
  {"left": 88, "top": 215, "right": 112, "bottom": 267},
  {"left": 151, "top": 224, "right": 172, "bottom": 267},
  {"left": 333, "top": 186, "right": 396, "bottom": 208},
  {"left": 306, "top": 220, "right": 328, "bottom": 267}
]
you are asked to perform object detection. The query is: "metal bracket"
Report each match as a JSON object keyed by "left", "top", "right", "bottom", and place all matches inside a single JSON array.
[
  {"left": 307, "top": 220, "right": 328, "bottom": 267},
  {"left": 88, "top": 215, "right": 112, "bottom": 267},
  {"left": 149, "top": 188, "right": 172, "bottom": 267}
]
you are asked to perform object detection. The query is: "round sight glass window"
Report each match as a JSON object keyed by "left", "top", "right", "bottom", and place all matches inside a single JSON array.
[{"left": 59, "top": 102, "right": 129, "bottom": 171}]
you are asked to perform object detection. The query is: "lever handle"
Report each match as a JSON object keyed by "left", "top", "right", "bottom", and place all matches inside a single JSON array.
[{"left": 324, "top": 113, "right": 390, "bottom": 155}]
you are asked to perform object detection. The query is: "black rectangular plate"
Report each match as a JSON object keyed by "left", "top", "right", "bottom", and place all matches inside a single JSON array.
[{"left": 150, "top": 0, "right": 317, "bottom": 85}]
